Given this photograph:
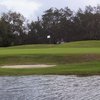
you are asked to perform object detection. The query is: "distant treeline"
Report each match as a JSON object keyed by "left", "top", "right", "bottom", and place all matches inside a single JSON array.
[{"left": 0, "top": 5, "right": 100, "bottom": 46}]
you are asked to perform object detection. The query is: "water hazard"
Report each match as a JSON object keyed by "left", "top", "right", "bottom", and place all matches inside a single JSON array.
[{"left": 0, "top": 75, "right": 100, "bottom": 100}]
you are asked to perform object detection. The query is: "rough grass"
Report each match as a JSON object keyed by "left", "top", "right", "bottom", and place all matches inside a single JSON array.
[
  {"left": 0, "top": 54, "right": 100, "bottom": 66},
  {"left": 0, "top": 61, "right": 100, "bottom": 76},
  {"left": 0, "top": 40, "right": 100, "bottom": 76}
]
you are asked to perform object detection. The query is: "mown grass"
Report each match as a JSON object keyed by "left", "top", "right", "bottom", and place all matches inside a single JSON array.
[
  {"left": 0, "top": 48, "right": 100, "bottom": 56},
  {"left": 0, "top": 40, "right": 100, "bottom": 76},
  {"left": 6, "top": 40, "right": 100, "bottom": 49}
]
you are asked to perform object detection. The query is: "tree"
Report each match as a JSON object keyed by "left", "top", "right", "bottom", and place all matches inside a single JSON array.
[
  {"left": 0, "top": 18, "right": 14, "bottom": 47},
  {"left": 1, "top": 11, "right": 26, "bottom": 45}
]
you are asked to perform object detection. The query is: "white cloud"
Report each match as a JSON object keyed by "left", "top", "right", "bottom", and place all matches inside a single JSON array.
[
  {"left": 67, "top": 0, "right": 100, "bottom": 11},
  {"left": 0, "top": 0, "right": 67, "bottom": 20},
  {"left": 0, "top": 0, "right": 42, "bottom": 19},
  {"left": 0, "top": 0, "right": 100, "bottom": 20}
]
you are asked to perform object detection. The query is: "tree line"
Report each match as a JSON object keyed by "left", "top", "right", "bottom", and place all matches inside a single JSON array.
[{"left": 0, "top": 5, "right": 100, "bottom": 47}]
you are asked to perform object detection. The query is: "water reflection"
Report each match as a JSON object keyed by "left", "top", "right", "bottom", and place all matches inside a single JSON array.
[{"left": 0, "top": 75, "right": 100, "bottom": 100}]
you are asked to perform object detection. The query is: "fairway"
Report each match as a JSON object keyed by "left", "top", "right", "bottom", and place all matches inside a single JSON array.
[
  {"left": 0, "top": 48, "right": 100, "bottom": 56},
  {"left": 0, "top": 40, "right": 100, "bottom": 76}
]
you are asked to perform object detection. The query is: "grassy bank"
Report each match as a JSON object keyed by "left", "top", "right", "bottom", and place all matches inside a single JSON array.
[
  {"left": 0, "top": 62, "right": 100, "bottom": 76},
  {"left": 0, "top": 40, "right": 100, "bottom": 76}
]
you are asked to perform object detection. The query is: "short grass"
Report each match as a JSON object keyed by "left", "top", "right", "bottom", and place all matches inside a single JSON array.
[
  {"left": 7, "top": 40, "right": 100, "bottom": 49},
  {"left": 0, "top": 40, "right": 100, "bottom": 76},
  {"left": 0, "top": 48, "right": 100, "bottom": 56}
]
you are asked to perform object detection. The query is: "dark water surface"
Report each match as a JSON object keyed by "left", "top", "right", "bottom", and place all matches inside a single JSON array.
[{"left": 0, "top": 75, "right": 100, "bottom": 100}]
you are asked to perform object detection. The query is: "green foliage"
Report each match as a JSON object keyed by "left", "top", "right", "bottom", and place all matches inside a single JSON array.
[
  {"left": 1, "top": 6, "right": 100, "bottom": 46},
  {"left": 0, "top": 19, "right": 14, "bottom": 47}
]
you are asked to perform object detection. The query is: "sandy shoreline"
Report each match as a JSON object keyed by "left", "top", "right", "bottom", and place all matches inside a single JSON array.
[{"left": 1, "top": 65, "right": 56, "bottom": 68}]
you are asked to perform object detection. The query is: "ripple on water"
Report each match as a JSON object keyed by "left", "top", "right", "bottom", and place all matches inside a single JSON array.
[{"left": 0, "top": 75, "right": 100, "bottom": 100}]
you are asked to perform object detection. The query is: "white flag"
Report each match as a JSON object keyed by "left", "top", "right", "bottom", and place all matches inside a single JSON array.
[{"left": 47, "top": 35, "right": 51, "bottom": 39}]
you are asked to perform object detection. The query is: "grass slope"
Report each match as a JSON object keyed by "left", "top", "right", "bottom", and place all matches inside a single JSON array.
[
  {"left": 0, "top": 40, "right": 100, "bottom": 76},
  {"left": 6, "top": 40, "right": 100, "bottom": 49}
]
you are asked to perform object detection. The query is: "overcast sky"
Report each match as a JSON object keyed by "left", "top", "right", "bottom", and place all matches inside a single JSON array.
[{"left": 0, "top": 0, "right": 100, "bottom": 21}]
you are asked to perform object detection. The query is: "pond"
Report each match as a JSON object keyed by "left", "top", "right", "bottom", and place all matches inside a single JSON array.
[{"left": 0, "top": 75, "right": 100, "bottom": 100}]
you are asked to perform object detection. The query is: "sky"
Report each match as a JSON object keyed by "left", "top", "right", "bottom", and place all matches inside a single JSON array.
[{"left": 0, "top": 0, "right": 100, "bottom": 21}]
